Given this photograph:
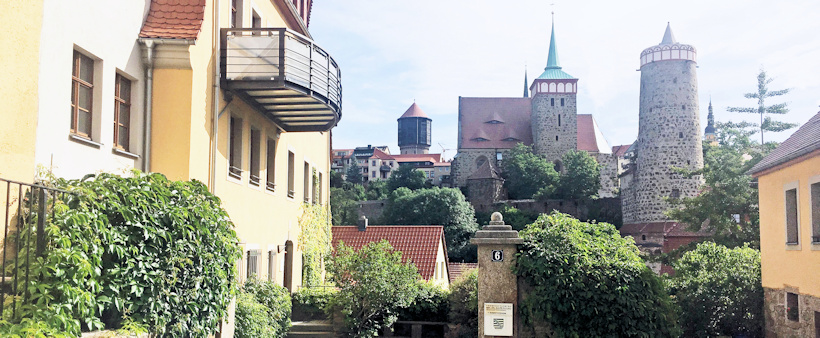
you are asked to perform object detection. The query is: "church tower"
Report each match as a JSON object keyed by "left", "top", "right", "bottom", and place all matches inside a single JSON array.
[
  {"left": 704, "top": 99, "right": 717, "bottom": 142},
  {"left": 530, "top": 16, "right": 578, "bottom": 163},
  {"left": 625, "top": 23, "right": 704, "bottom": 224},
  {"left": 397, "top": 102, "right": 432, "bottom": 154}
]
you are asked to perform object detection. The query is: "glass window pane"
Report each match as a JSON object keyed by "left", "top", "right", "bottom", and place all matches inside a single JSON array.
[
  {"left": 79, "top": 55, "right": 93, "bottom": 83},
  {"left": 120, "top": 77, "right": 131, "bottom": 100},
  {"left": 118, "top": 126, "right": 128, "bottom": 148},
  {"left": 70, "top": 106, "right": 76, "bottom": 130},
  {"left": 78, "top": 85, "right": 92, "bottom": 109},
  {"left": 78, "top": 110, "right": 91, "bottom": 135},
  {"left": 119, "top": 104, "right": 130, "bottom": 125}
]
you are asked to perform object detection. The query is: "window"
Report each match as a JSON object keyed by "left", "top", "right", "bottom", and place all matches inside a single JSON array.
[
  {"left": 311, "top": 169, "right": 318, "bottom": 204},
  {"left": 317, "top": 172, "right": 323, "bottom": 204},
  {"left": 268, "top": 251, "right": 277, "bottom": 282},
  {"left": 251, "top": 10, "right": 261, "bottom": 35},
  {"left": 558, "top": 114, "right": 561, "bottom": 126},
  {"left": 787, "top": 292, "right": 799, "bottom": 321},
  {"left": 786, "top": 188, "right": 799, "bottom": 244},
  {"left": 670, "top": 189, "right": 681, "bottom": 199},
  {"left": 372, "top": 160, "right": 376, "bottom": 166},
  {"left": 229, "top": 117, "right": 243, "bottom": 179},
  {"left": 560, "top": 98, "right": 565, "bottom": 106},
  {"left": 303, "top": 162, "right": 310, "bottom": 203},
  {"left": 550, "top": 98, "right": 554, "bottom": 106},
  {"left": 71, "top": 51, "right": 94, "bottom": 137},
  {"left": 287, "top": 151, "right": 295, "bottom": 198},
  {"left": 811, "top": 182, "right": 820, "bottom": 243},
  {"left": 249, "top": 129, "right": 261, "bottom": 186},
  {"left": 247, "top": 250, "right": 260, "bottom": 279},
  {"left": 679, "top": 132, "right": 684, "bottom": 138},
  {"left": 266, "top": 138, "right": 276, "bottom": 192},
  {"left": 113, "top": 74, "right": 131, "bottom": 150},
  {"left": 475, "top": 156, "right": 488, "bottom": 169},
  {"left": 641, "top": 235, "right": 646, "bottom": 241},
  {"left": 555, "top": 135, "right": 559, "bottom": 141},
  {"left": 371, "top": 171, "right": 376, "bottom": 178}
]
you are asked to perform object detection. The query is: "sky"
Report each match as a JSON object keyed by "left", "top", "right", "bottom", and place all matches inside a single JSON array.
[{"left": 309, "top": 0, "right": 820, "bottom": 158}]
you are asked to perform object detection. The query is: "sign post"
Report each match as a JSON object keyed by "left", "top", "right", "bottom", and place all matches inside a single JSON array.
[{"left": 471, "top": 212, "right": 524, "bottom": 337}]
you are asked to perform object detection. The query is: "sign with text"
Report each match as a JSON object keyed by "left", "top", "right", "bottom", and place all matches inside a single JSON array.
[
  {"left": 484, "top": 303, "right": 513, "bottom": 336},
  {"left": 491, "top": 250, "right": 503, "bottom": 262}
]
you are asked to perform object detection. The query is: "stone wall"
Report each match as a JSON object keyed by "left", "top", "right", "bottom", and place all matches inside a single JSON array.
[
  {"left": 531, "top": 93, "right": 577, "bottom": 163},
  {"left": 467, "top": 178, "right": 506, "bottom": 213},
  {"left": 357, "top": 200, "right": 387, "bottom": 223},
  {"left": 627, "top": 59, "right": 704, "bottom": 224},
  {"left": 764, "top": 287, "right": 820, "bottom": 338},
  {"left": 452, "top": 149, "right": 498, "bottom": 187},
  {"left": 596, "top": 153, "right": 619, "bottom": 198}
]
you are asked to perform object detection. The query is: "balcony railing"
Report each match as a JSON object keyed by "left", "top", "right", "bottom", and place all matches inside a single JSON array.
[{"left": 221, "top": 28, "right": 342, "bottom": 132}]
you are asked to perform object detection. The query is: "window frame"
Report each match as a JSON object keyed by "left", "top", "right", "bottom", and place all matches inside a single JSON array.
[
  {"left": 113, "top": 73, "right": 132, "bottom": 151},
  {"left": 303, "top": 162, "right": 311, "bottom": 203},
  {"left": 786, "top": 292, "right": 799, "bottom": 322},
  {"left": 228, "top": 116, "right": 243, "bottom": 180},
  {"left": 287, "top": 151, "right": 295, "bottom": 198},
  {"left": 70, "top": 51, "right": 94, "bottom": 138},
  {"left": 249, "top": 128, "right": 261, "bottom": 187},
  {"left": 266, "top": 138, "right": 276, "bottom": 192},
  {"left": 810, "top": 175, "right": 820, "bottom": 247},
  {"left": 784, "top": 181, "right": 800, "bottom": 247}
]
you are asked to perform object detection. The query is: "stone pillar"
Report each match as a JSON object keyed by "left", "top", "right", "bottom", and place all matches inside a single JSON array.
[{"left": 471, "top": 212, "right": 524, "bottom": 337}]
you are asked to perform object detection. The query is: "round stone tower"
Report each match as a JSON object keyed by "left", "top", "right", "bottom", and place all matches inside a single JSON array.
[
  {"left": 397, "top": 102, "right": 432, "bottom": 154},
  {"left": 530, "top": 18, "right": 578, "bottom": 164},
  {"left": 626, "top": 23, "right": 704, "bottom": 224}
]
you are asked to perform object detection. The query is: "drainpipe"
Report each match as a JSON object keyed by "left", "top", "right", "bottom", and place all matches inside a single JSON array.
[{"left": 209, "top": 0, "right": 221, "bottom": 193}]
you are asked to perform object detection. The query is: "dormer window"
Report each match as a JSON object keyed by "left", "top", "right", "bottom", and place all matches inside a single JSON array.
[
  {"left": 472, "top": 137, "right": 490, "bottom": 142},
  {"left": 501, "top": 137, "right": 519, "bottom": 142},
  {"left": 485, "top": 120, "right": 503, "bottom": 124}
]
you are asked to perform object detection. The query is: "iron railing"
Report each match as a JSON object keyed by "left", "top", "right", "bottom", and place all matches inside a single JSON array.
[{"left": 0, "top": 178, "right": 72, "bottom": 319}]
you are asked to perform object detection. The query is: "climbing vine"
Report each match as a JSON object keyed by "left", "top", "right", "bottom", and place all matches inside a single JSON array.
[{"left": 298, "top": 171, "right": 332, "bottom": 287}]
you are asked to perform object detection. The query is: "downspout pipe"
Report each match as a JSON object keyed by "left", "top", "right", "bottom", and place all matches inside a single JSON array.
[{"left": 209, "top": 0, "right": 221, "bottom": 193}]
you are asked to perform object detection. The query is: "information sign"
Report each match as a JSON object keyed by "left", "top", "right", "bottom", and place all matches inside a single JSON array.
[{"left": 484, "top": 303, "right": 513, "bottom": 336}]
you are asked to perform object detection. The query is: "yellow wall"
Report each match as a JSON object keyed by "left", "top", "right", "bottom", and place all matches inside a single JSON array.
[
  {"left": 0, "top": 0, "right": 43, "bottom": 182},
  {"left": 758, "top": 154, "right": 820, "bottom": 297},
  {"left": 151, "top": 69, "right": 194, "bottom": 182}
]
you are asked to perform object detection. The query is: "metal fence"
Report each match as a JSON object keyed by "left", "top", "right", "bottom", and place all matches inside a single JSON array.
[{"left": 0, "top": 177, "right": 71, "bottom": 319}]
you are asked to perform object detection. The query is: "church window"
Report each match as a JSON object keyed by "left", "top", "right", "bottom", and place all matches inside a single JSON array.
[
  {"left": 679, "top": 132, "right": 683, "bottom": 138},
  {"left": 561, "top": 98, "right": 565, "bottom": 106},
  {"left": 641, "top": 235, "right": 646, "bottom": 241},
  {"left": 551, "top": 98, "right": 554, "bottom": 106},
  {"left": 555, "top": 135, "right": 558, "bottom": 141},
  {"left": 558, "top": 115, "right": 561, "bottom": 126}
]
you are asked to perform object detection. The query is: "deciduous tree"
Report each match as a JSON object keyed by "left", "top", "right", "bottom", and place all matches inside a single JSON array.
[
  {"left": 501, "top": 143, "right": 559, "bottom": 199},
  {"left": 386, "top": 164, "right": 427, "bottom": 191}
]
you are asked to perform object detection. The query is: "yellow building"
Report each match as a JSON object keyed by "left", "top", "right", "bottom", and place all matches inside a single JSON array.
[
  {"left": 749, "top": 111, "right": 820, "bottom": 337},
  {"left": 1, "top": 2, "right": 339, "bottom": 333}
]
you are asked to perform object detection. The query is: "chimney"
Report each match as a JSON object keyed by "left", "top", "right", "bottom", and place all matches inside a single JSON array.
[{"left": 357, "top": 216, "right": 368, "bottom": 231}]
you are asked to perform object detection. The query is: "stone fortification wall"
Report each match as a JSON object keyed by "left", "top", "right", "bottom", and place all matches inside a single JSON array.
[
  {"left": 628, "top": 59, "right": 703, "bottom": 224},
  {"left": 452, "top": 149, "right": 497, "bottom": 187},
  {"left": 467, "top": 178, "right": 506, "bottom": 213},
  {"left": 531, "top": 94, "right": 577, "bottom": 163},
  {"left": 596, "top": 153, "right": 619, "bottom": 198},
  {"left": 357, "top": 200, "right": 386, "bottom": 223}
]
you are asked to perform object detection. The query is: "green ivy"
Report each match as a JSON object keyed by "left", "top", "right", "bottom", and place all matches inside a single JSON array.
[
  {"left": 236, "top": 277, "right": 291, "bottom": 337},
  {"left": 298, "top": 202, "right": 332, "bottom": 287},
  {"left": 0, "top": 172, "right": 241, "bottom": 336}
]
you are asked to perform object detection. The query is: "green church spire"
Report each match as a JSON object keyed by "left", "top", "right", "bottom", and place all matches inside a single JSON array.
[
  {"left": 523, "top": 66, "right": 529, "bottom": 97},
  {"left": 546, "top": 17, "right": 561, "bottom": 70}
]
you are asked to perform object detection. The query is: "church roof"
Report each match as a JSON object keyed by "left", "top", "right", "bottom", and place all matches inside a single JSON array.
[
  {"left": 749, "top": 111, "right": 820, "bottom": 176},
  {"left": 577, "top": 115, "right": 612, "bottom": 154},
  {"left": 536, "top": 18, "right": 575, "bottom": 80},
  {"left": 459, "top": 97, "right": 533, "bottom": 149},
  {"left": 399, "top": 102, "right": 430, "bottom": 119},
  {"left": 661, "top": 22, "right": 677, "bottom": 45}
]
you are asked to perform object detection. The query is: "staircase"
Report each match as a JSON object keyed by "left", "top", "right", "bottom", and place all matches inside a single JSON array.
[{"left": 287, "top": 320, "right": 336, "bottom": 338}]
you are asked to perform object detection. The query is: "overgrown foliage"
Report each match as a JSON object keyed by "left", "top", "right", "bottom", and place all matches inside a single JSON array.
[
  {"left": 727, "top": 68, "right": 797, "bottom": 143},
  {"left": 330, "top": 183, "right": 365, "bottom": 226},
  {"left": 346, "top": 160, "right": 364, "bottom": 184},
  {"left": 298, "top": 203, "right": 332, "bottom": 287},
  {"left": 0, "top": 172, "right": 241, "bottom": 336},
  {"left": 328, "top": 241, "right": 420, "bottom": 338},
  {"left": 501, "top": 143, "right": 559, "bottom": 199},
  {"left": 364, "top": 179, "right": 390, "bottom": 200},
  {"left": 380, "top": 187, "right": 479, "bottom": 262},
  {"left": 668, "top": 242, "right": 763, "bottom": 337},
  {"left": 553, "top": 150, "right": 601, "bottom": 200},
  {"left": 516, "top": 212, "right": 680, "bottom": 337},
  {"left": 386, "top": 164, "right": 428, "bottom": 191},
  {"left": 235, "top": 277, "right": 292, "bottom": 338},
  {"left": 446, "top": 269, "right": 477, "bottom": 338},
  {"left": 292, "top": 287, "right": 338, "bottom": 321},
  {"left": 397, "top": 281, "right": 450, "bottom": 322}
]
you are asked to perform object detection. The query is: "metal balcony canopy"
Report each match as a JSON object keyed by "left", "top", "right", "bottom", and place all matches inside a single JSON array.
[{"left": 221, "top": 28, "right": 342, "bottom": 132}]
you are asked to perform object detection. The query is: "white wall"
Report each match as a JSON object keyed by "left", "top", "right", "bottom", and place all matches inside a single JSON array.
[{"left": 35, "top": 0, "right": 151, "bottom": 179}]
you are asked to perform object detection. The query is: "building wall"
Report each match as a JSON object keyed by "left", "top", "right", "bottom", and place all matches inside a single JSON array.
[
  {"left": 627, "top": 59, "right": 703, "bottom": 224},
  {"left": 0, "top": 0, "right": 42, "bottom": 183},
  {"left": 531, "top": 93, "right": 577, "bottom": 163},
  {"left": 452, "top": 148, "right": 498, "bottom": 187},
  {"left": 33, "top": 0, "right": 148, "bottom": 180},
  {"left": 596, "top": 153, "right": 619, "bottom": 198},
  {"left": 468, "top": 178, "right": 504, "bottom": 213}
]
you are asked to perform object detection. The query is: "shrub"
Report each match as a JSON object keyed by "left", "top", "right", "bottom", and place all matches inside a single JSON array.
[
  {"left": 292, "top": 287, "right": 338, "bottom": 321},
  {"left": 236, "top": 277, "right": 291, "bottom": 337},
  {"left": 668, "top": 242, "right": 763, "bottom": 337},
  {"left": 515, "top": 212, "right": 680, "bottom": 337},
  {"left": 0, "top": 172, "right": 242, "bottom": 336},
  {"left": 397, "top": 281, "right": 449, "bottom": 322},
  {"left": 446, "top": 269, "right": 477, "bottom": 338},
  {"left": 328, "top": 240, "right": 420, "bottom": 338}
]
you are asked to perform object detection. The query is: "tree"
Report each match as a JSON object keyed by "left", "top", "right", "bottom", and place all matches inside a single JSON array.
[
  {"left": 364, "top": 179, "right": 389, "bottom": 200},
  {"left": 330, "top": 184, "right": 365, "bottom": 226},
  {"left": 386, "top": 164, "right": 427, "bottom": 191},
  {"left": 727, "top": 69, "right": 797, "bottom": 143},
  {"left": 668, "top": 242, "right": 763, "bottom": 337},
  {"left": 666, "top": 122, "right": 771, "bottom": 249},
  {"left": 554, "top": 150, "right": 600, "bottom": 200},
  {"left": 330, "top": 170, "right": 345, "bottom": 188},
  {"left": 447, "top": 269, "right": 478, "bottom": 338},
  {"left": 328, "top": 241, "right": 420, "bottom": 338},
  {"left": 501, "top": 143, "right": 559, "bottom": 199},
  {"left": 515, "top": 212, "right": 680, "bottom": 337},
  {"left": 346, "top": 160, "right": 363, "bottom": 184},
  {"left": 381, "top": 187, "right": 479, "bottom": 262}
]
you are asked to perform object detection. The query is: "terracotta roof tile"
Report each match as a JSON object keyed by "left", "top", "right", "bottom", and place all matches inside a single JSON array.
[
  {"left": 331, "top": 226, "right": 446, "bottom": 280},
  {"left": 370, "top": 148, "right": 395, "bottom": 160},
  {"left": 749, "top": 111, "right": 820, "bottom": 175},
  {"left": 139, "top": 0, "right": 206, "bottom": 39},
  {"left": 447, "top": 263, "right": 477, "bottom": 283},
  {"left": 612, "top": 144, "right": 633, "bottom": 157},
  {"left": 459, "top": 97, "right": 533, "bottom": 149},
  {"left": 399, "top": 103, "right": 430, "bottom": 119}
]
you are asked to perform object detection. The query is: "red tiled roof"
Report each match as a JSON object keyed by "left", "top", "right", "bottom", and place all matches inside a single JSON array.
[
  {"left": 576, "top": 114, "right": 611, "bottom": 153},
  {"left": 370, "top": 148, "right": 395, "bottom": 160},
  {"left": 459, "top": 97, "right": 533, "bottom": 149},
  {"left": 612, "top": 144, "right": 632, "bottom": 157},
  {"left": 139, "top": 0, "right": 206, "bottom": 40},
  {"left": 434, "top": 162, "right": 451, "bottom": 167},
  {"left": 392, "top": 153, "right": 442, "bottom": 163},
  {"left": 448, "top": 263, "right": 477, "bottom": 283},
  {"left": 399, "top": 103, "right": 430, "bottom": 119},
  {"left": 332, "top": 226, "right": 446, "bottom": 280}
]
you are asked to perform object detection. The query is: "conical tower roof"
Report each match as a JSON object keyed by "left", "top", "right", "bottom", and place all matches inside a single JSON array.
[
  {"left": 537, "top": 16, "right": 575, "bottom": 80},
  {"left": 398, "top": 102, "right": 430, "bottom": 119},
  {"left": 661, "top": 22, "right": 677, "bottom": 45}
]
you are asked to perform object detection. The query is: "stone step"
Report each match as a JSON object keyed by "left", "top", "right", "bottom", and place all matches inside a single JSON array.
[
  {"left": 286, "top": 331, "right": 336, "bottom": 338},
  {"left": 290, "top": 321, "right": 334, "bottom": 332}
]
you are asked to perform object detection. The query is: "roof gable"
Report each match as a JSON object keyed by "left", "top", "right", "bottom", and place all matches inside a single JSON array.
[
  {"left": 139, "top": 0, "right": 206, "bottom": 40},
  {"left": 750, "top": 111, "right": 820, "bottom": 175}
]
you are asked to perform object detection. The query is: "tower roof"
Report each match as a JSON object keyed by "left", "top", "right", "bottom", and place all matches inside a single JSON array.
[
  {"left": 523, "top": 67, "right": 529, "bottom": 97},
  {"left": 399, "top": 102, "right": 430, "bottom": 119},
  {"left": 660, "top": 22, "right": 677, "bottom": 45},
  {"left": 536, "top": 16, "right": 575, "bottom": 80},
  {"left": 704, "top": 99, "right": 716, "bottom": 135}
]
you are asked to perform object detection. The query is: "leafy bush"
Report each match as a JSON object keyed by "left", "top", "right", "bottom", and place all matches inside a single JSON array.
[
  {"left": 446, "top": 269, "right": 477, "bottom": 338},
  {"left": 515, "top": 212, "right": 680, "bottom": 337},
  {"left": 397, "top": 281, "right": 449, "bottom": 322},
  {"left": 0, "top": 172, "right": 241, "bottom": 336},
  {"left": 668, "top": 242, "right": 763, "bottom": 337},
  {"left": 328, "top": 240, "right": 420, "bottom": 338},
  {"left": 501, "top": 143, "right": 559, "bottom": 199},
  {"left": 292, "top": 287, "right": 338, "bottom": 321},
  {"left": 236, "top": 277, "right": 291, "bottom": 337},
  {"left": 553, "top": 150, "right": 601, "bottom": 200}
]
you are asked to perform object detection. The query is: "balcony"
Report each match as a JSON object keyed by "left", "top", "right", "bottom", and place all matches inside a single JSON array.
[{"left": 221, "top": 28, "right": 342, "bottom": 132}]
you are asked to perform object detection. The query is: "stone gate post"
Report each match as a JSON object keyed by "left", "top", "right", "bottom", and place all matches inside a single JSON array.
[{"left": 470, "top": 212, "right": 524, "bottom": 337}]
